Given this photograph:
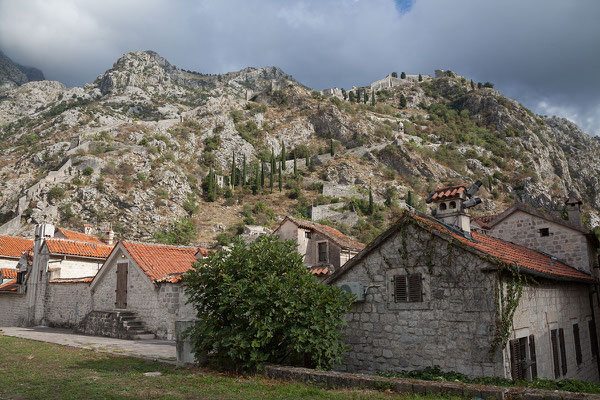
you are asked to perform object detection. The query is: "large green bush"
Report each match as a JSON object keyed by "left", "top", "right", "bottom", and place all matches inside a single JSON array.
[{"left": 183, "top": 236, "right": 353, "bottom": 371}]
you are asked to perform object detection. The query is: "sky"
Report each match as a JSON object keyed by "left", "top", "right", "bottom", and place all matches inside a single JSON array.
[{"left": 1, "top": 0, "right": 599, "bottom": 136}]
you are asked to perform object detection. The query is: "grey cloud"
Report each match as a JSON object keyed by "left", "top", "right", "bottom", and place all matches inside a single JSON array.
[{"left": 0, "top": 0, "right": 598, "bottom": 135}]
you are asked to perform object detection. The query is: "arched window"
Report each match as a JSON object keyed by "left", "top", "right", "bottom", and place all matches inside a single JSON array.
[
  {"left": 449, "top": 201, "right": 456, "bottom": 209},
  {"left": 439, "top": 203, "right": 447, "bottom": 211}
]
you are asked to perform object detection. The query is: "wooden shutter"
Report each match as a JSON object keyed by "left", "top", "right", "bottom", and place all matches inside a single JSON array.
[
  {"left": 509, "top": 339, "right": 523, "bottom": 380},
  {"left": 551, "top": 329, "right": 560, "bottom": 378},
  {"left": 408, "top": 273, "right": 422, "bottom": 302},
  {"left": 528, "top": 335, "right": 537, "bottom": 378},
  {"left": 394, "top": 275, "right": 407, "bottom": 303},
  {"left": 559, "top": 328, "right": 567, "bottom": 375},
  {"left": 589, "top": 320, "right": 599, "bottom": 357},
  {"left": 573, "top": 324, "right": 582, "bottom": 365}
]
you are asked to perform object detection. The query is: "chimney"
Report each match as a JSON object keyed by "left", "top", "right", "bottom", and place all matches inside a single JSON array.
[
  {"left": 106, "top": 229, "right": 115, "bottom": 246},
  {"left": 565, "top": 196, "right": 583, "bottom": 227},
  {"left": 83, "top": 224, "right": 93, "bottom": 235},
  {"left": 426, "top": 181, "right": 482, "bottom": 234}
]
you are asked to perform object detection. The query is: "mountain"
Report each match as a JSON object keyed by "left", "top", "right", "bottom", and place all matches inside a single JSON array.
[
  {"left": 0, "top": 50, "right": 598, "bottom": 245},
  {"left": 0, "top": 50, "right": 45, "bottom": 91}
]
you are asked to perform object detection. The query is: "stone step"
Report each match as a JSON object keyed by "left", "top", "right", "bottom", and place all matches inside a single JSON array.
[
  {"left": 132, "top": 333, "right": 155, "bottom": 340},
  {"left": 123, "top": 321, "right": 144, "bottom": 328}
]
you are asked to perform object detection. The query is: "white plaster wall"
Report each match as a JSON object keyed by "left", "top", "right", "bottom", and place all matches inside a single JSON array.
[
  {"left": 0, "top": 258, "right": 19, "bottom": 269},
  {"left": 507, "top": 281, "right": 599, "bottom": 382},
  {"left": 49, "top": 257, "right": 103, "bottom": 279}
]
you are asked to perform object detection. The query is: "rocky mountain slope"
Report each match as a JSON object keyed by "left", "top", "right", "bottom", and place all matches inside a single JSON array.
[
  {"left": 0, "top": 50, "right": 45, "bottom": 91},
  {"left": 0, "top": 50, "right": 598, "bottom": 245}
]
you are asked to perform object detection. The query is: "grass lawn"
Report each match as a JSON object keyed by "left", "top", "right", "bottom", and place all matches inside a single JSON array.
[{"left": 0, "top": 336, "right": 469, "bottom": 400}]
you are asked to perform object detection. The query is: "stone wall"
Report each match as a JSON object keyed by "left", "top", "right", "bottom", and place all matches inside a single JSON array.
[
  {"left": 333, "top": 222, "right": 503, "bottom": 377},
  {"left": 507, "top": 280, "right": 599, "bottom": 382},
  {"left": 44, "top": 282, "right": 92, "bottom": 328},
  {"left": 0, "top": 293, "right": 27, "bottom": 326},
  {"left": 489, "top": 210, "right": 593, "bottom": 273},
  {"left": 47, "top": 256, "right": 103, "bottom": 279}
]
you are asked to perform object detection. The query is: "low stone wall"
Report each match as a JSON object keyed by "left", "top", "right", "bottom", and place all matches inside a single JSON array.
[
  {"left": 264, "top": 365, "right": 600, "bottom": 400},
  {"left": 44, "top": 282, "right": 92, "bottom": 329},
  {"left": 0, "top": 293, "right": 27, "bottom": 326}
]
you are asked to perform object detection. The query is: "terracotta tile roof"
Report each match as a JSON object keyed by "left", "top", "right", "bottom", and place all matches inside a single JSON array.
[
  {"left": 121, "top": 241, "right": 206, "bottom": 283},
  {"left": 282, "top": 217, "right": 365, "bottom": 252},
  {"left": 565, "top": 196, "right": 582, "bottom": 205},
  {"left": 55, "top": 227, "right": 105, "bottom": 244},
  {"left": 49, "top": 277, "right": 94, "bottom": 284},
  {"left": 0, "top": 235, "right": 33, "bottom": 258},
  {"left": 309, "top": 266, "right": 331, "bottom": 276},
  {"left": 328, "top": 210, "right": 595, "bottom": 284},
  {"left": 1, "top": 268, "right": 17, "bottom": 279},
  {"left": 0, "top": 278, "right": 18, "bottom": 292},
  {"left": 45, "top": 239, "right": 114, "bottom": 259},
  {"left": 426, "top": 185, "right": 466, "bottom": 203},
  {"left": 472, "top": 214, "right": 499, "bottom": 230}
]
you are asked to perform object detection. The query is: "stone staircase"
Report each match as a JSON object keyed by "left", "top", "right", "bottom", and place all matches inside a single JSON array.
[{"left": 75, "top": 310, "right": 155, "bottom": 340}]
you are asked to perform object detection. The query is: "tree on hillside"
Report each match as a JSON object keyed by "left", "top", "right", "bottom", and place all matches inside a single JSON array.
[
  {"left": 278, "top": 160, "right": 283, "bottom": 192},
  {"left": 406, "top": 190, "right": 414, "bottom": 208},
  {"left": 203, "top": 168, "right": 217, "bottom": 202},
  {"left": 370, "top": 90, "right": 375, "bottom": 106},
  {"left": 270, "top": 152, "right": 275, "bottom": 193},
  {"left": 368, "top": 188, "right": 374, "bottom": 215},
  {"left": 400, "top": 72, "right": 406, "bottom": 79},
  {"left": 183, "top": 236, "right": 353, "bottom": 370},
  {"left": 293, "top": 151, "right": 297, "bottom": 177},
  {"left": 305, "top": 150, "right": 310, "bottom": 167},
  {"left": 477, "top": 82, "right": 482, "bottom": 89},
  {"left": 392, "top": 72, "right": 398, "bottom": 78},
  {"left": 348, "top": 91, "right": 355, "bottom": 102},
  {"left": 470, "top": 79, "right": 475, "bottom": 89},
  {"left": 364, "top": 90, "right": 368, "bottom": 104},
  {"left": 418, "top": 74, "right": 423, "bottom": 82},
  {"left": 330, "top": 138, "right": 335, "bottom": 157},
  {"left": 253, "top": 163, "right": 259, "bottom": 195},
  {"left": 231, "top": 152, "right": 236, "bottom": 189},
  {"left": 482, "top": 82, "right": 495, "bottom": 89},
  {"left": 281, "top": 141, "right": 287, "bottom": 170},
  {"left": 154, "top": 217, "right": 196, "bottom": 245},
  {"left": 341, "top": 88, "right": 347, "bottom": 100},
  {"left": 399, "top": 94, "right": 407, "bottom": 108},
  {"left": 260, "top": 161, "right": 265, "bottom": 188}
]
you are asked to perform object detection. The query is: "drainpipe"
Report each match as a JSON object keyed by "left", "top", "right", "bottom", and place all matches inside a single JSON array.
[{"left": 589, "top": 285, "right": 600, "bottom": 377}]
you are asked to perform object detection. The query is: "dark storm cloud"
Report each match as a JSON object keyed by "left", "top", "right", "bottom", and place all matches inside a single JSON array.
[{"left": 0, "top": 0, "right": 598, "bottom": 135}]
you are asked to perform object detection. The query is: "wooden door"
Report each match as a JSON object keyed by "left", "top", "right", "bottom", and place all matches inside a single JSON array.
[{"left": 115, "top": 262, "right": 128, "bottom": 309}]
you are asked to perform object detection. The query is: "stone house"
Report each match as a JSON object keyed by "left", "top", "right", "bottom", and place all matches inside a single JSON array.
[
  {"left": 474, "top": 198, "right": 599, "bottom": 274},
  {"left": 80, "top": 241, "right": 207, "bottom": 339},
  {"left": 274, "top": 216, "right": 365, "bottom": 278},
  {"left": 327, "top": 184, "right": 600, "bottom": 382}
]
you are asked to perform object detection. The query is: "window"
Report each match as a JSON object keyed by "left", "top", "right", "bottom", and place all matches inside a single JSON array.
[
  {"left": 317, "top": 242, "right": 328, "bottom": 263},
  {"left": 439, "top": 203, "right": 447, "bottom": 211},
  {"left": 551, "top": 328, "right": 568, "bottom": 377},
  {"left": 449, "top": 201, "right": 456, "bottom": 209},
  {"left": 509, "top": 337, "right": 527, "bottom": 380},
  {"left": 539, "top": 228, "right": 550, "bottom": 237},
  {"left": 573, "top": 323, "right": 582, "bottom": 365},
  {"left": 305, "top": 231, "right": 311, "bottom": 239},
  {"left": 393, "top": 274, "right": 422, "bottom": 303},
  {"left": 589, "top": 321, "right": 598, "bottom": 357}
]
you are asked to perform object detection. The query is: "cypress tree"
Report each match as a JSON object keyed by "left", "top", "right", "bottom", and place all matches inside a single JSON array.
[
  {"left": 206, "top": 167, "right": 214, "bottom": 202},
  {"left": 470, "top": 79, "right": 475, "bottom": 89},
  {"left": 231, "top": 153, "right": 236, "bottom": 189},
  {"left": 305, "top": 151, "right": 310, "bottom": 167},
  {"left": 400, "top": 72, "right": 406, "bottom": 79},
  {"left": 407, "top": 190, "right": 414, "bottom": 208},
  {"left": 330, "top": 138, "right": 335, "bottom": 156},
  {"left": 392, "top": 72, "right": 398, "bottom": 78},
  {"left": 349, "top": 91, "right": 355, "bottom": 102},
  {"left": 242, "top": 154, "right": 246, "bottom": 187},
  {"left": 364, "top": 90, "right": 368, "bottom": 104},
  {"left": 260, "top": 161, "right": 265, "bottom": 188},
  {"left": 341, "top": 88, "right": 347, "bottom": 100},
  {"left": 254, "top": 163, "right": 259, "bottom": 194},
  {"left": 278, "top": 160, "right": 282, "bottom": 192},
  {"left": 270, "top": 154, "right": 274, "bottom": 193},
  {"left": 418, "top": 74, "right": 423, "bottom": 82},
  {"left": 371, "top": 90, "right": 375, "bottom": 106},
  {"left": 293, "top": 151, "right": 297, "bottom": 177},
  {"left": 399, "top": 94, "right": 407, "bottom": 108},
  {"left": 281, "top": 141, "right": 286, "bottom": 170},
  {"left": 368, "top": 188, "right": 374, "bottom": 215}
]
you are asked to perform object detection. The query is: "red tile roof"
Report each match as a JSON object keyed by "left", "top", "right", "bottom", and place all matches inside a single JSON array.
[
  {"left": 1, "top": 268, "right": 17, "bottom": 279},
  {"left": 45, "top": 239, "right": 114, "bottom": 259},
  {"left": 55, "top": 228, "right": 105, "bottom": 244},
  {"left": 0, "top": 235, "right": 33, "bottom": 258},
  {"left": 281, "top": 217, "right": 365, "bottom": 252},
  {"left": 49, "top": 277, "right": 94, "bottom": 284},
  {"left": 0, "top": 278, "right": 18, "bottom": 292},
  {"left": 121, "top": 241, "right": 207, "bottom": 283},
  {"left": 426, "top": 185, "right": 466, "bottom": 203},
  {"left": 309, "top": 266, "right": 331, "bottom": 276},
  {"left": 328, "top": 211, "right": 595, "bottom": 284}
]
